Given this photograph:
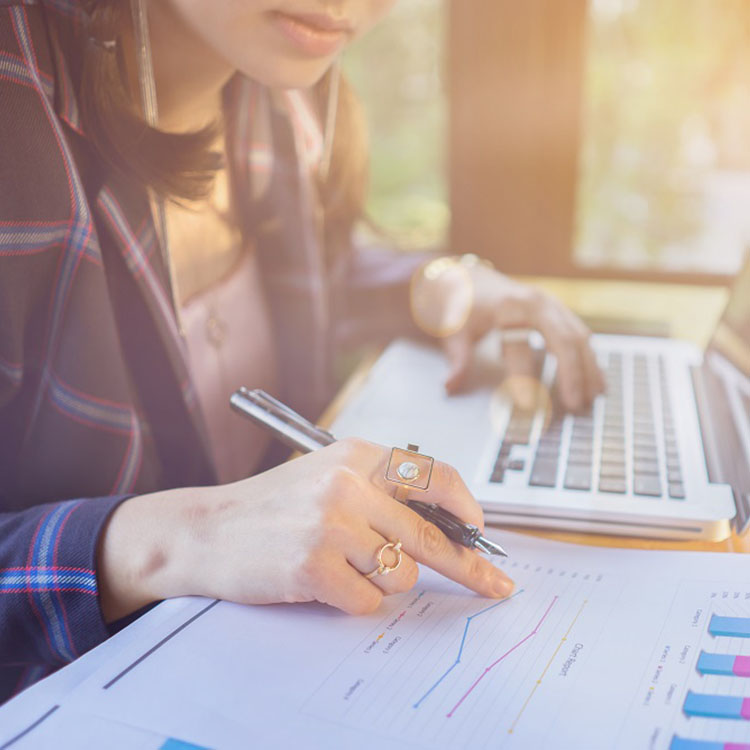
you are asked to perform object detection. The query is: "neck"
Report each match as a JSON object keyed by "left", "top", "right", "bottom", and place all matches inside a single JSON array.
[{"left": 126, "top": 3, "right": 235, "bottom": 133}]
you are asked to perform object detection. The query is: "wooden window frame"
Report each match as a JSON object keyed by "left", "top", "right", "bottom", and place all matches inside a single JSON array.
[{"left": 447, "top": 0, "right": 733, "bottom": 286}]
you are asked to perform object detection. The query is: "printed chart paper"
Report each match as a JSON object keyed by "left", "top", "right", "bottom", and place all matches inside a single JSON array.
[{"left": 2, "top": 532, "right": 750, "bottom": 749}]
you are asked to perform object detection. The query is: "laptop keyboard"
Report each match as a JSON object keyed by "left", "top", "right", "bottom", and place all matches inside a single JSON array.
[{"left": 489, "top": 351, "right": 686, "bottom": 499}]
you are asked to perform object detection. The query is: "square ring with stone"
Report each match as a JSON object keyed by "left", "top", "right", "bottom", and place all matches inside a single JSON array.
[{"left": 385, "top": 446, "right": 434, "bottom": 492}]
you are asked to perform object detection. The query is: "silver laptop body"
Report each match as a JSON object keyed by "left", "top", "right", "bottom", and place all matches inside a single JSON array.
[{"left": 330, "top": 269, "right": 750, "bottom": 541}]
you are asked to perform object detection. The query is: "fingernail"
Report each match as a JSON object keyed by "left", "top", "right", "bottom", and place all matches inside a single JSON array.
[{"left": 492, "top": 573, "right": 514, "bottom": 598}]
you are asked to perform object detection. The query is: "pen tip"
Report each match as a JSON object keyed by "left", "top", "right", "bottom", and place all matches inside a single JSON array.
[{"left": 478, "top": 536, "right": 508, "bottom": 557}]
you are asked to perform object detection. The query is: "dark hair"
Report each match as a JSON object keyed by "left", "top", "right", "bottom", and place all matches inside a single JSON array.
[
  {"left": 80, "top": 1, "right": 221, "bottom": 201},
  {"left": 77, "top": 0, "right": 367, "bottom": 238}
]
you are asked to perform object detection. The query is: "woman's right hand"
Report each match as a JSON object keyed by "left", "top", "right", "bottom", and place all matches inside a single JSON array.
[{"left": 97, "top": 438, "right": 515, "bottom": 622}]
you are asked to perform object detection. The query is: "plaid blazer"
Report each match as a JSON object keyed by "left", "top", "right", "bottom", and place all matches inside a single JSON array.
[{"left": 0, "top": 0, "right": 424, "bottom": 701}]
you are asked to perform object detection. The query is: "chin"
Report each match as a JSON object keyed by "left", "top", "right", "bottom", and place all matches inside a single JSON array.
[{"left": 237, "top": 53, "right": 333, "bottom": 91}]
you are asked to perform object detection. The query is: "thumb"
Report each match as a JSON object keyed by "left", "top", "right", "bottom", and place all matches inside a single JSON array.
[{"left": 443, "top": 334, "right": 473, "bottom": 394}]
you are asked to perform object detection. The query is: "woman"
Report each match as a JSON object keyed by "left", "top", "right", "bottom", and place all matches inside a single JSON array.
[{"left": 0, "top": 0, "right": 603, "bottom": 701}]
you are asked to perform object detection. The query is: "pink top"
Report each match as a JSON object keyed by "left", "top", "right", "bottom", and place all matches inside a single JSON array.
[{"left": 181, "top": 249, "right": 278, "bottom": 483}]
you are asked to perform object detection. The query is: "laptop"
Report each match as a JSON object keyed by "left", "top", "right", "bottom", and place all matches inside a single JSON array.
[{"left": 330, "top": 262, "right": 750, "bottom": 541}]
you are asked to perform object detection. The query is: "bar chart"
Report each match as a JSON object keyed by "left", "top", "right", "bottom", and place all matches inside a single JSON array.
[
  {"left": 697, "top": 652, "right": 750, "bottom": 678},
  {"left": 683, "top": 692, "right": 750, "bottom": 720},
  {"left": 666, "top": 610, "right": 750, "bottom": 748},
  {"left": 710, "top": 615, "right": 750, "bottom": 639},
  {"left": 670, "top": 738, "right": 750, "bottom": 750}
]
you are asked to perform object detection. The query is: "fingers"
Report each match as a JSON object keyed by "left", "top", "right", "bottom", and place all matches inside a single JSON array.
[
  {"left": 366, "top": 490, "right": 514, "bottom": 600},
  {"left": 304, "top": 553, "right": 384, "bottom": 615},
  {"left": 489, "top": 281, "right": 603, "bottom": 413},
  {"left": 539, "top": 310, "right": 585, "bottom": 411},
  {"left": 443, "top": 333, "right": 473, "bottom": 394},
  {"left": 501, "top": 338, "right": 545, "bottom": 411},
  {"left": 296, "top": 441, "right": 513, "bottom": 611},
  {"left": 575, "top": 319, "right": 606, "bottom": 401},
  {"left": 533, "top": 303, "right": 604, "bottom": 412},
  {"left": 347, "top": 528, "right": 420, "bottom": 595},
  {"left": 409, "top": 459, "right": 485, "bottom": 531},
  {"left": 333, "top": 438, "right": 486, "bottom": 532}
]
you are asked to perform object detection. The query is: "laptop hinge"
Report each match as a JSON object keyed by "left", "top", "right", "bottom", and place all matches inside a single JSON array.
[
  {"left": 690, "top": 364, "right": 725, "bottom": 484},
  {"left": 732, "top": 490, "right": 750, "bottom": 536},
  {"left": 692, "top": 362, "right": 750, "bottom": 534}
]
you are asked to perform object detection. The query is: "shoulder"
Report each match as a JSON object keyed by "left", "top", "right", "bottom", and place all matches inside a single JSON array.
[{"left": 0, "top": 1, "right": 89, "bottom": 223}]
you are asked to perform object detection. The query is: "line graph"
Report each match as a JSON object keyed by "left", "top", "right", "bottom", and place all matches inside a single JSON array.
[
  {"left": 301, "top": 556, "right": 608, "bottom": 747},
  {"left": 412, "top": 589, "right": 526, "bottom": 709},
  {"left": 508, "top": 599, "right": 587, "bottom": 733},
  {"left": 446, "top": 595, "right": 558, "bottom": 718}
]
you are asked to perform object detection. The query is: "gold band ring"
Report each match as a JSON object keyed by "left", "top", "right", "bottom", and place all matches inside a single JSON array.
[{"left": 365, "top": 540, "right": 403, "bottom": 579}]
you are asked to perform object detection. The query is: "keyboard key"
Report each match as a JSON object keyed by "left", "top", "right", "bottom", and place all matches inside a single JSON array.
[
  {"left": 669, "top": 482, "right": 686, "bottom": 499},
  {"left": 633, "top": 459, "right": 659, "bottom": 476},
  {"left": 571, "top": 428, "right": 594, "bottom": 441},
  {"left": 667, "top": 468, "right": 682, "bottom": 483},
  {"left": 564, "top": 466, "right": 592, "bottom": 491},
  {"left": 599, "top": 462, "right": 626, "bottom": 479},
  {"left": 633, "top": 476, "right": 662, "bottom": 497},
  {"left": 542, "top": 423, "right": 563, "bottom": 436},
  {"left": 599, "top": 477, "right": 627, "bottom": 494},
  {"left": 490, "top": 469, "right": 505, "bottom": 483},
  {"left": 535, "top": 443, "right": 561, "bottom": 459},
  {"left": 529, "top": 460, "right": 558, "bottom": 487},
  {"left": 569, "top": 437, "right": 593, "bottom": 451},
  {"left": 507, "top": 458, "right": 525, "bottom": 471},
  {"left": 567, "top": 450, "right": 593, "bottom": 466},
  {"left": 600, "top": 449, "right": 625, "bottom": 464}
]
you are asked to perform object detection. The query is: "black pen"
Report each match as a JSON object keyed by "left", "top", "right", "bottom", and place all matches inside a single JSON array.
[{"left": 230, "top": 387, "right": 508, "bottom": 557}]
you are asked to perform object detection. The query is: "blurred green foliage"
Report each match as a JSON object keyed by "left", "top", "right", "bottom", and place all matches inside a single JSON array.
[
  {"left": 576, "top": 0, "right": 750, "bottom": 271},
  {"left": 344, "top": 0, "right": 449, "bottom": 249}
]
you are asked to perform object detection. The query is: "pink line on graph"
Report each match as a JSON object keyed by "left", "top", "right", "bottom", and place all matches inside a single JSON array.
[{"left": 446, "top": 595, "right": 558, "bottom": 718}]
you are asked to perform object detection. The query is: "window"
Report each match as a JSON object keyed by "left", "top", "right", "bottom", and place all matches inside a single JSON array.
[
  {"left": 349, "top": 1, "right": 750, "bottom": 280},
  {"left": 575, "top": 0, "right": 750, "bottom": 275}
]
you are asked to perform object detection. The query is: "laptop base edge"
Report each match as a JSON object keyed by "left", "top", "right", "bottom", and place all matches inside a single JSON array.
[{"left": 482, "top": 509, "right": 733, "bottom": 542}]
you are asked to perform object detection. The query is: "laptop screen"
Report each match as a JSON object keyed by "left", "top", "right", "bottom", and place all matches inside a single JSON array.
[{"left": 710, "top": 254, "right": 750, "bottom": 378}]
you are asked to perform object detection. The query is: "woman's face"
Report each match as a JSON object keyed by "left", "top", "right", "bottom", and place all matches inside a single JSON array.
[{"left": 161, "top": 0, "right": 397, "bottom": 89}]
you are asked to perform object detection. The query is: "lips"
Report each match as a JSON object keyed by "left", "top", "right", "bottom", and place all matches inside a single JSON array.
[{"left": 269, "top": 10, "right": 353, "bottom": 57}]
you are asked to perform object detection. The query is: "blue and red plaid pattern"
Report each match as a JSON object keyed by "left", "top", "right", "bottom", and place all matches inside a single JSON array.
[
  {"left": 0, "top": 0, "right": 425, "bottom": 706},
  {"left": 0, "top": 567, "right": 97, "bottom": 594},
  {"left": 0, "top": 495, "right": 126, "bottom": 696}
]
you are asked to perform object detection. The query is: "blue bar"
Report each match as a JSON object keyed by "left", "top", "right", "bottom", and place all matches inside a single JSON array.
[
  {"left": 670, "top": 738, "right": 725, "bottom": 750},
  {"left": 697, "top": 651, "right": 737, "bottom": 676},
  {"left": 709, "top": 614, "right": 750, "bottom": 639},
  {"left": 683, "top": 691, "right": 748, "bottom": 720},
  {"left": 159, "top": 740, "right": 210, "bottom": 750}
]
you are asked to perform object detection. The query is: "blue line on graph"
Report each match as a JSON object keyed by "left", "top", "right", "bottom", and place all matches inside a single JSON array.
[{"left": 412, "top": 588, "right": 525, "bottom": 708}]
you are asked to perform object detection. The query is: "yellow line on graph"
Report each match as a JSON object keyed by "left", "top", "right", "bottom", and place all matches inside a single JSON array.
[{"left": 508, "top": 599, "right": 588, "bottom": 735}]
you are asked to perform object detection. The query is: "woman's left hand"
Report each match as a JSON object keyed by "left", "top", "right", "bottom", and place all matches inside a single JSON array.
[{"left": 426, "top": 260, "right": 605, "bottom": 412}]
